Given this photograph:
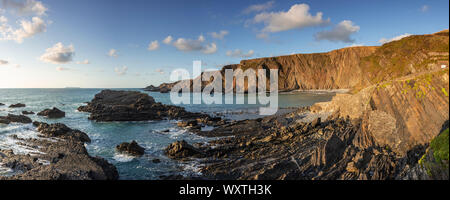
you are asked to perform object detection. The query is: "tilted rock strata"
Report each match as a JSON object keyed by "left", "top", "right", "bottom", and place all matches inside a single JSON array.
[{"left": 0, "top": 122, "right": 119, "bottom": 180}]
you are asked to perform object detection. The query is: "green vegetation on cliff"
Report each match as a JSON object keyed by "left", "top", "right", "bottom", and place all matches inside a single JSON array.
[
  {"left": 429, "top": 128, "right": 449, "bottom": 164},
  {"left": 361, "top": 32, "right": 449, "bottom": 84}
]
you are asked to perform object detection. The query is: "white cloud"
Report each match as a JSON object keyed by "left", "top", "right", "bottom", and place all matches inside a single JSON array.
[
  {"left": 114, "top": 66, "right": 128, "bottom": 75},
  {"left": 171, "top": 35, "right": 217, "bottom": 54},
  {"left": 209, "top": 30, "right": 229, "bottom": 39},
  {"left": 155, "top": 68, "right": 164, "bottom": 74},
  {"left": 226, "top": 49, "right": 255, "bottom": 58},
  {"left": 2, "top": 0, "right": 47, "bottom": 16},
  {"left": 108, "top": 49, "right": 118, "bottom": 57},
  {"left": 314, "top": 20, "right": 360, "bottom": 43},
  {"left": 347, "top": 43, "right": 365, "bottom": 47},
  {"left": 56, "top": 66, "right": 70, "bottom": 71},
  {"left": 163, "top": 35, "right": 173, "bottom": 44},
  {"left": 0, "top": 59, "right": 8, "bottom": 65},
  {"left": 420, "top": 5, "right": 429, "bottom": 12},
  {"left": 0, "top": 15, "right": 7, "bottom": 23},
  {"left": 0, "top": 16, "right": 46, "bottom": 43},
  {"left": 378, "top": 33, "right": 412, "bottom": 44},
  {"left": 148, "top": 40, "right": 159, "bottom": 51},
  {"left": 40, "top": 42, "right": 75, "bottom": 64},
  {"left": 76, "top": 59, "right": 90, "bottom": 64},
  {"left": 243, "top": 1, "right": 274, "bottom": 14},
  {"left": 202, "top": 43, "right": 217, "bottom": 54},
  {"left": 253, "top": 4, "right": 329, "bottom": 33}
]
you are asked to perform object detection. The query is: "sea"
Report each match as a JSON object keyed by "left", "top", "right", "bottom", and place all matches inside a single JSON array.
[{"left": 0, "top": 88, "right": 336, "bottom": 179}]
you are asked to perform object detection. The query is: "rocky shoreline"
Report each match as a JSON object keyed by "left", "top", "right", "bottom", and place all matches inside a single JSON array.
[{"left": 0, "top": 122, "right": 118, "bottom": 180}]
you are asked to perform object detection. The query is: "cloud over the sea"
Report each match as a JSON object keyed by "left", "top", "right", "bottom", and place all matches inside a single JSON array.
[
  {"left": 1, "top": 0, "right": 48, "bottom": 16},
  {"left": 40, "top": 42, "right": 75, "bottom": 64},
  {"left": 167, "top": 35, "right": 217, "bottom": 54},
  {"left": 148, "top": 40, "right": 159, "bottom": 51},
  {"left": 115, "top": 66, "right": 128, "bottom": 75},
  {"left": 0, "top": 59, "right": 8, "bottom": 65}
]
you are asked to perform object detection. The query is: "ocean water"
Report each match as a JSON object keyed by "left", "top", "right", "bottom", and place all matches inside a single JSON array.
[{"left": 0, "top": 88, "right": 336, "bottom": 179}]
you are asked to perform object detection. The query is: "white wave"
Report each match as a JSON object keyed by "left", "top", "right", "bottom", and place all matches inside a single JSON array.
[
  {"left": 180, "top": 161, "right": 204, "bottom": 176},
  {"left": 113, "top": 153, "right": 136, "bottom": 162},
  {"left": 0, "top": 162, "right": 14, "bottom": 176},
  {"left": 0, "top": 124, "right": 45, "bottom": 155}
]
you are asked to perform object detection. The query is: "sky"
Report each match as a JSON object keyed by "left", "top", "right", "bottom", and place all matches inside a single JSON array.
[{"left": 0, "top": 0, "right": 449, "bottom": 88}]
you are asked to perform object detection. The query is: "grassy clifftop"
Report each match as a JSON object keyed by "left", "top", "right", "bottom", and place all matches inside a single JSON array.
[{"left": 360, "top": 30, "right": 449, "bottom": 87}]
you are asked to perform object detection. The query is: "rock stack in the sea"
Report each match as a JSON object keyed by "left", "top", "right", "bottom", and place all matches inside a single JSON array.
[
  {"left": 9, "top": 103, "right": 26, "bottom": 108},
  {"left": 0, "top": 114, "right": 32, "bottom": 124},
  {"left": 77, "top": 90, "right": 210, "bottom": 122},
  {"left": 116, "top": 141, "right": 146, "bottom": 156},
  {"left": 37, "top": 107, "right": 65, "bottom": 118},
  {"left": 0, "top": 103, "right": 4, "bottom": 106},
  {"left": 22, "top": 111, "right": 35, "bottom": 115},
  {"left": 0, "top": 122, "right": 119, "bottom": 180}
]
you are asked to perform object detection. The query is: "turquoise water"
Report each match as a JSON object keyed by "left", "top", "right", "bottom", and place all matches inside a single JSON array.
[{"left": 0, "top": 88, "right": 335, "bottom": 179}]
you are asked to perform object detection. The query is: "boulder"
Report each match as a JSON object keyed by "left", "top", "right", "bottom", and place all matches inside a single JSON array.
[
  {"left": 9, "top": 103, "right": 26, "bottom": 108},
  {"left": 177, "top": 120, "right": 198, "bottom": 127},
  {"left": 0, "top": 103, "right": 4, "bottom": 106},
  {"left": 37, "top": 107, "right": 65, "bottom": 118},
  {"left": 0, "top": 114, "right": 32, "bottom": 124},
  {"left": 165, "top": 140, "right": 203, "bottom": 159},
  {"left": 0, "top": 117, "right": 10, "bottom": 124},
  {"left": 22, "top": 111, "right": 35, "bottom": 115},
  {"left": 116, "top": 140, "right": 145, "bottom": 156}
]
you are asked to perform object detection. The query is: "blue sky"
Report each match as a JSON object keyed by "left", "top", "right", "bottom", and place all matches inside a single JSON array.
[{"left": 0, "top": 0, "right": 448, "bottom": 88}]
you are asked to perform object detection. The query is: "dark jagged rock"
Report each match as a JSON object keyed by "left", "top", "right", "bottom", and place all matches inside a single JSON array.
[
  {"left": 0, "top": 114, "right": 32, "bottom": 124},
  {"left": 37, "top": 107, "right": 65, "bottom": 118},
  {"left": 9, "top": 103, "right": 26, "bottom": 108},
  {"left": 0, "top": 122, "right": 118, "bottom": 180},
  {"left": 0, "top": 103, "right": 4, "bottom": 106},
  {"left": 22, "top": 111, "right": 35, "bottom": 115},
  {"left": 33, "top": 122, "right": 91, "bottom": 143},
  {"left": 165, "top": 140, "right": 204, "bottom": 160},
  {"left": 116, "top": 141, "right": 145, "bottom": 156},
  {"left": 0, "top": 117, "right": 10, "bottom": 124},
  {"left": 77, "top": 90, "right": 210, "bottom": 122},
  {"left": 163, "top": 108, "right": 441, "bottom": 180}
]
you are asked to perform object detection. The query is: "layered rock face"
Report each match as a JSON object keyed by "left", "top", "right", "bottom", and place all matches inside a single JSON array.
[
  {"left": 312, "top": 69, "right": 449, "bottom": 156},
  {"left": 0, "top": 122, "right": 119, "bottom": 180},
  {"left": 147, "top": 30, "right": 448, "bottom": 94},
  {"left": 78, "top": 90, "right": 209, "bottom": 122}
]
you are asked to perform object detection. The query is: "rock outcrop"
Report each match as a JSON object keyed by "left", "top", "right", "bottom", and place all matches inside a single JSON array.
[
  {"left": 311, "top": 69, "right": 449, "bottom": 156},
  {"left": 165, "top": 140, "right": 204, "bottom": 160},
  {"left": 77, "top": 90, "right": 210, "bottom": 122},
  {"left": 22, "top": 111, "right": 35, "bottom": 115},
  {"left": 116, "top": 141, "right": 145, "bottom": 156},
  {"left": 0, "top": 122, "right": 119, "bottom": 180},
  {"left": 9, "top": 103, "right": 26, "bottom": 108},
  {"left": 37, "top": 107, "right": 65, "bottom": 118},
  {"left": 0, "top": 114, "right": 32, "bottom": 124}
]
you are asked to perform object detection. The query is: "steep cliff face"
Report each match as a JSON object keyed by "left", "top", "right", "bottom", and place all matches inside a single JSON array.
[
  {"left": 312, "top": 69, "right": 449, "bottom": 156},
  {"left": 148, "top": 30, "right": 448, "bottom": 94},
  {"left": 239, "top": 46, "right": 378, "bottom": 91}
]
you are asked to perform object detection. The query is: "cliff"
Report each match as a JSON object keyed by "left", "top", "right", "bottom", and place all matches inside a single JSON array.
[{"left": 147, "top": 30, "right": 448, "bottom": 93}]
